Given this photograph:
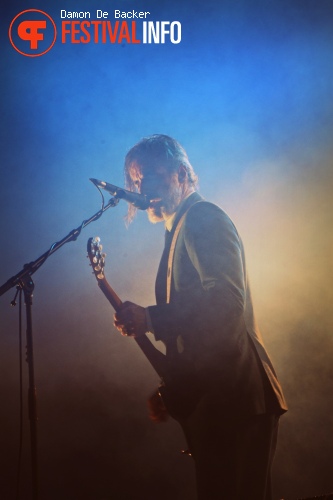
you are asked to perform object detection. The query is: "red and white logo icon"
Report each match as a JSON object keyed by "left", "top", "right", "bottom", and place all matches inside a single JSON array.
[{"left": 9, "top": 9, "right": 57, "bottom": 57}]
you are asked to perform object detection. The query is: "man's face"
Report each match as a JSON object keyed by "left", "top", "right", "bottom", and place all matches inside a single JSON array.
[{"left": 129, "top": 163, "right": 183, "bottom": 223}]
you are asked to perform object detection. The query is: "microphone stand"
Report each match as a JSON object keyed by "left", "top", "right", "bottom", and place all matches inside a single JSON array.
[{"left": 0, "top": 196, "right": 119, "bottom": 500}]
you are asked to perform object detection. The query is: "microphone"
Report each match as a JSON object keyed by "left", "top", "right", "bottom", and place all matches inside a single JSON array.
[{"left": 90, "top": 178, "right": 150, "bottom": 210}]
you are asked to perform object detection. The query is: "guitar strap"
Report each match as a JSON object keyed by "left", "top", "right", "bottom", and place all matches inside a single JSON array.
[
  {"left": 166, "top": 212, "right": 186, "bottom": 304},
  {"left": 165, "top": 201, "right": 202, "bottom": 354},
  {"left": 166, "top": 200, "right": 203, "bottom": 305}
]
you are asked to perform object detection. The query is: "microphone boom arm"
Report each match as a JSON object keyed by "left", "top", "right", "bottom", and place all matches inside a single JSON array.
[{"left": 0, "top": 196, "right": 119, "bottom": 297}]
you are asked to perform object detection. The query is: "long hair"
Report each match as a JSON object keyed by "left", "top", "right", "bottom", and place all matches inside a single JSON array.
[{"left": 124, "top": 134, "right": 198, "bottom": 223}]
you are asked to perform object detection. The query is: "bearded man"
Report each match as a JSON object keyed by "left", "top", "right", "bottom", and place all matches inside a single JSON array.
[{"left": 114, "top": 134, "right": 287, "bottom": 500}]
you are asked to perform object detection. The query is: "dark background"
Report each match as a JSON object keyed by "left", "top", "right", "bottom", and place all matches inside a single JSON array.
[{"left": 1, "top": 0, "right": 332, "bottom": 498}]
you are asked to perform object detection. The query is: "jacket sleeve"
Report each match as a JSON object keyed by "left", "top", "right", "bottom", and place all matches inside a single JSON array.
[{"left": 147, "top": 202, "right": 247, "bottom": 347}]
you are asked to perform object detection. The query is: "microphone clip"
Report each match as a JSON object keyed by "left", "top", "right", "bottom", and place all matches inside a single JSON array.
[{"left": 89, "top": 178, "right": 150, "bottom": 210}]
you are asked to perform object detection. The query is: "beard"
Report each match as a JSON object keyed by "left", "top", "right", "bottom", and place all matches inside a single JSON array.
[
  {"left": 146, "top": 181, "right": 183, "bottom": 224},
  {"left": 147, "top": 205, "right": 164, "bottom": 223}
]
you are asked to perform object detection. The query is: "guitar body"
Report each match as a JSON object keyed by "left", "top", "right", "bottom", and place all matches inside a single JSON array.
[
  {"left": 87, "top": 237, "right": 198, "bottom": 420},
  {"left": 158, "top": 375, "right": 199, "bottom": 421}
]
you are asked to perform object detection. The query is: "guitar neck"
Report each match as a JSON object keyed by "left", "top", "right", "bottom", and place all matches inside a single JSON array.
[
  {"left": 98, "top": 279, "right": 122, "bottom": 311},
  {"left": 134, "top": 335, "right": 166, "bottom": 379},
  {"left": 98, "top": 279, "right": 167, "bottom": 379}
]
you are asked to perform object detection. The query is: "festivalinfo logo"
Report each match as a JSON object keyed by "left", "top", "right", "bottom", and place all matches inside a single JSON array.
[{"left": 9, "top": 8, "right": 182, "bottom": 56}]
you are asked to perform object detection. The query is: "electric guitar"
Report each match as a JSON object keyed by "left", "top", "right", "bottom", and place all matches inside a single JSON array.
[{"left": 87, "top": 236, "right": 199, "bottom": 419}]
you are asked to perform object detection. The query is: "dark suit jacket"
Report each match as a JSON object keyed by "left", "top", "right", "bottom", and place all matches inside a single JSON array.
[{"left": 148, "top": 192, "right": 287, "bottom": 417}]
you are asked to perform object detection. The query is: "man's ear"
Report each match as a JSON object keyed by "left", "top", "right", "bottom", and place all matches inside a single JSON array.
[{"left": 178, "top": 164, "right": 187, "bottom": 183}]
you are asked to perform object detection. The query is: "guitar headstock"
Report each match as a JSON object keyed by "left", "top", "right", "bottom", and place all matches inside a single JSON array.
[{"left": 87, "top": 236, "right": 106, "bottom": 281}]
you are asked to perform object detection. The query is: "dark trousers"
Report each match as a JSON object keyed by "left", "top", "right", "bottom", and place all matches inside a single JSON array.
[{"left": 180, "top": 404, "right": 279, "bottom": 500}]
